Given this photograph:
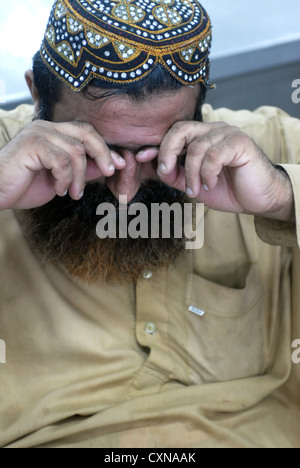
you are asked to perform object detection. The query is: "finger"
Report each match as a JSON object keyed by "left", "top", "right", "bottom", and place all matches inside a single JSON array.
[
  {"left": 135, "top": 147, "right": 159, "bottom": 162},
  {"left": 158, "top": 121, "right": 224, "bottom": 178},
  {"left": 45, "top": 132, "right": 125, "bottom": 195},
  {"left": 157, "top": 163, "right": 186, "bottom": 193},
  {"left": 200, "top": 135, "right": 247, "bottom": 191},
  {"left": 54, "top": 121, "right": 116, "bottom": 177},
  {"left": 184, "top": 127, "right": 235, "bottom": 197},
  {"left": 44, "top": 133, "right": 88, "bottom": 199},
  {"left": 35, "top": 142, "right": 74, "bottom": 197},
  {"left": 157, "top": 123, "right": 190, "bottom": 177},
  {"left": 200, "top": 146, "right": 226, "bottom": 192},
  {"left": 184, "top": 140, "right": 207, "bottom": 198},
  {"left": 67, "top": 147, "right": 88, "bottom": 200},
  {"left": 111, "top": 151, "right": 126, "bottom": 169}
]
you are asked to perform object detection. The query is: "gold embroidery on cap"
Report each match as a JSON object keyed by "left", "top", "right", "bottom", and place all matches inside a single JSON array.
[
  {"left": 55, "top": 41, "right": 75, "bottom": 64},
  {"left": 46, "top": 26, "right": 55, "bottom": 45},
  {"left": 41, "top": 0, "right": 213, "bottom": 91},
  {"left": 86, "top": 28, "right": 111, "bottom": 49},
  {"left": 153, "top": 6, "right": 182, "bottom": 26},
  {"left": 180, "top": 45, "right": 196, "bottom": 62},
  {"left": 55, "top": 0, "right": 67, "bottom": 19},
  {"left": 114, "top": 41, "right": 138, "bottom": 61},
  {"left": 112, "top": 0, "right": 145, "bottom": 23},
  {"left": 67, "top": 14, "right": 84, "bottom": 33}
]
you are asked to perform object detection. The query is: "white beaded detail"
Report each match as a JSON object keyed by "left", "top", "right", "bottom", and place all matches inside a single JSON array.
[{"left": 41, "top": 0, "right": 213, "bottom": 90}]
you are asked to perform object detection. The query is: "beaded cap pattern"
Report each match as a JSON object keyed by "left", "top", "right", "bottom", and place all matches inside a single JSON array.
[{"left": 41, "top": 0, "right": 213, "bottom": 91}]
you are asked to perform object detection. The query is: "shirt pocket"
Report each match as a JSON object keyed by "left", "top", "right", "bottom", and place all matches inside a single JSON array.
[{"left": 185, "top": 263, "right": 266, "bottom": 383}]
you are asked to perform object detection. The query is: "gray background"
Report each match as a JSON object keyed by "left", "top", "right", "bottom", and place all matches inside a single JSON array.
[{"left": 0, "top": 0, "right": 299, "bottom": 117}]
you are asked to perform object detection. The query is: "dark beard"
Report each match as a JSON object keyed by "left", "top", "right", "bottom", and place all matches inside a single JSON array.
[{"left": 16, "top": 180, "right": 188, "bottom": 284}]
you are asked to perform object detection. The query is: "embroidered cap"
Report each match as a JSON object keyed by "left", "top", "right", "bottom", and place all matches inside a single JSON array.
[{"left": 40, "top": 0, "right": 213, "bottom": 92}]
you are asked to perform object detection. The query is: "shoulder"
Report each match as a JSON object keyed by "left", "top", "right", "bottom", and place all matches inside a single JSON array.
[
  {"left": 202, "top": 103, "right": 295, "bottom": 127},
  {"left": 0, "top": 104, "right": 35, "bottom": 148},
  {"left": 202, "top": 104, "right": 300, "bottom": 164}
]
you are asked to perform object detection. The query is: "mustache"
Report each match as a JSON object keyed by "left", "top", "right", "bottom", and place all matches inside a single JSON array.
[{"left": 32, "top": 179, "right": 186, "bottom": 230}]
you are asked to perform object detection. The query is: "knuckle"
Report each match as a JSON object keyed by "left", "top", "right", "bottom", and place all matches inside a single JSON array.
[
  {"left": 171, "top": 120, "right": 195, "bottom": 134},
  {"left": 226, "top": 129, "right": 249, "bottom": 149},
  {"left": 30, "top": 119, "right": 46, "bottom": 130},
  {"left": 172, "top": 121, "right": 186, "bottom": 132},
  {"left": 188, "top": 139, "right": 202, "bottom": 154},
  {"left": 214, "top": 120, "right": 229, "bottom": 128},
  {"left": 47, "top": 146, "right": 71, "bottom": 170},
  {"left": 74, "top": 121, "right": 95, "bottom": 134},
  {"left": 237, "top": 131, "right": 250, "bottom": 144},
  {"left": 72, "top": 143, "right": 86, "bottom": 158},
  {"left": 206, "top": 146, "right": 220, "bottom": 159},
  {"left": 21, "top": 121, "right": 53, "bottom": 147},
  {"left": 201, "top": 132, "right": 214, "bottom": 145},
  {"left": 58, "top": 153, "right": 72, "bottom": 170},
  {"left": 21, "top": 130, "right": 44, "bottom": 147}
]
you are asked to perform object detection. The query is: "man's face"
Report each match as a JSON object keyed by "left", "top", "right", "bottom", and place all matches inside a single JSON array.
[
  {"left": 22, "top": 85, "right": 199, "bottom": 284},
  {"left": 52, "top": 85, "right": 199, "bottom": 202}
]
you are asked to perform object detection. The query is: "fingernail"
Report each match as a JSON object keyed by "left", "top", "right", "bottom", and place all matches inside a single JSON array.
[
  {"left": 111, "top": 152, "right": 125, "bottom": 165},
  {"left": 158, "top": 163, "right": 167, "bottom": 174},
  {"left": 203, "top": 184, "right": 210, "bottom": 192},
  {"left": 137, "top": 149, "right": 146, "bottom": 157},
  {"left": 78, "top": 191, "right": 84, "bottom": 199},
  {"left": 108, "top": 164, "right": 115, "bottom": 172},
  {"left": 186, "top": 187, "right": 194, "bottom": 197}
]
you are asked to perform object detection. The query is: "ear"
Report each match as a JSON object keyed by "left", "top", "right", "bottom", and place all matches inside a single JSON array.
[{"left": 25, "top": 70, "right": 41, "bottom": 116}]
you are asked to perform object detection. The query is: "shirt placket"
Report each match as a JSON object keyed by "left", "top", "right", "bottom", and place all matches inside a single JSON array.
[{"left": 129, "top": 268, "right": 175, "bottom": 398}]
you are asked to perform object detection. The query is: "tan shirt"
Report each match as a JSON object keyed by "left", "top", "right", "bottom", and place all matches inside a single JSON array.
[{"left": 0, "top": 104, "right": 299, "bottom": 448}]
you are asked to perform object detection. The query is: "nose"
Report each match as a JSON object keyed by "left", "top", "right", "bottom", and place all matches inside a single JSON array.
[{"left": 106, "top": 150, "right": 142, "bottom": 203}]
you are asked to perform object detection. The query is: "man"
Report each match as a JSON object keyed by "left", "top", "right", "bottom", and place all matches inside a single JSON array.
[{"left": 0, "top": 0, "right": 299, "bottom": 448}]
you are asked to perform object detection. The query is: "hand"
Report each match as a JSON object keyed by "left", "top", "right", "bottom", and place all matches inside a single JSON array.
[
  {"left": 137, "top": 121, "right": 294, "bottom": 222},
  {"left": 0, "top": 120, "right": 126, "bottom": 210}
]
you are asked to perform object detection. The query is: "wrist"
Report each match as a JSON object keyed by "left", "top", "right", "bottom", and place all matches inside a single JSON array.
[{"left": 260, "top": 165, "right": 295, "bottom": 223}]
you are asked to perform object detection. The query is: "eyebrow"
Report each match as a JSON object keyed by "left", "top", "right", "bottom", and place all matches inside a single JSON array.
[{"left": 106, "top": 109, "right": 196, "bottom": 154}]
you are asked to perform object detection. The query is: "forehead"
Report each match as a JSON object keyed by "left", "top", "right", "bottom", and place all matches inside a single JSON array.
[{"left": 53, "top": 86, "right": 198, "bottom": 148}]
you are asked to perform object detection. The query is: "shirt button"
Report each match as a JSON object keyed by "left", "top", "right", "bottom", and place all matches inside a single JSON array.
[
  {"left": 143, "top": 270, "right": 153, "bottom": 280},
  {"left": 144, "top": 322, "right": 157, "bottom": 335}
]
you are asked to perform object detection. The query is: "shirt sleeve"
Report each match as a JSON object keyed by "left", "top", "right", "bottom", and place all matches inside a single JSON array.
[
  {"left": 282, "top": 165, "right": 300, "bottom": 245},
  {"left": 252, "top": 108, "right": 300, "bottom": 249}
]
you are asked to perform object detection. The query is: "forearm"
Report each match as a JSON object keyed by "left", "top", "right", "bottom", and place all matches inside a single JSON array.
[
  {"left": 254, "top": 165, "right": 299, "bottom": 248},
  {"left": 255, "top": 165, "right": 296, "bottom": 224}
]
